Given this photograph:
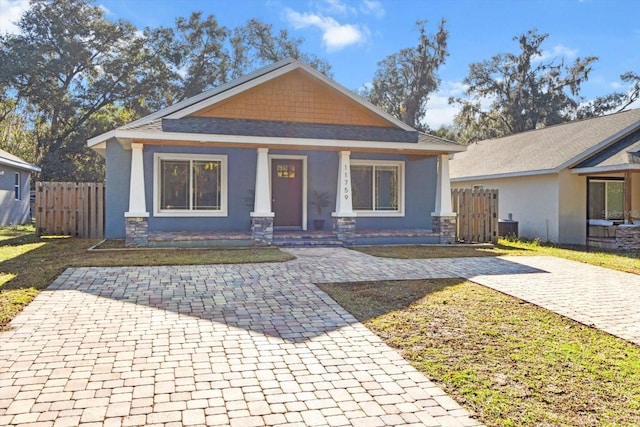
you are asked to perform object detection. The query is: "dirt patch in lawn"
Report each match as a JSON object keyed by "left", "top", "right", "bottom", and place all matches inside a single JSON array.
[{"left": 318, "top": 279, "right": 640, "bottom": 427}]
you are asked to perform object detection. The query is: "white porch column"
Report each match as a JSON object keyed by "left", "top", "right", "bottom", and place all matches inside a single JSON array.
[
  {"left": 332, "top": 150, "right": 356, "bottom": 217},
  {"left": 432, "top": 154, "right": 455, "bottom": 216},
  {"left": 250, "top": 148, "right": 274, "bottom": 217},
  {"left": 124, "top": 143, "right": 148, "bottom": 247},
  {"left": 250, "top": 148, "right": 274, "bottom": 245},
  {"left": 125, "top": 143, "right": 148, "bottom": 217}
]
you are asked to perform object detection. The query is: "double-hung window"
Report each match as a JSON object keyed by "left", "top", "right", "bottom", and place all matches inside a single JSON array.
[
  {"left": 154, "top": 153, "right": 227, "bottom": 216},
  {"left": 14, "top": 172, "right": 21, "bottom": 200},
  {"left": 350, "top": 160, "right": 404, "bottom": 216}
]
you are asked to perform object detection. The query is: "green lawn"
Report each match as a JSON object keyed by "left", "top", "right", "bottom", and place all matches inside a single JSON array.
[
  {"left": 0, "top": 228, "right": 294, "bottom": 330},
  {"left": 355, "top": 238, "right": 640, "bottom": 275},
  {"left": 319, "top": 279, "right": 640, "bottom": 426}
]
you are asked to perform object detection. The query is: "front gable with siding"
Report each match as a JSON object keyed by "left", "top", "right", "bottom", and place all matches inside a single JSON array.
[{"left": 88, "top": 58, "right": 464, "bottom": 247}]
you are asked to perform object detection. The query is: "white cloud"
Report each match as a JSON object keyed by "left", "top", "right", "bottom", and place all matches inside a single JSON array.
[
  {"left": 97, "top": 4, "right": 111, "bottom": 15},
  {"left": 422, "top": 81, "right": 468, "bottom": 129},
  {"left": 533, "top": 44, "right": 579, "bottom": 62},
  {"left": 284, "top": 8, "right": 369, "bottom": 51},
  {"left": 0, "top": 0, "right": 29, "bottom": 35},
  {"left": 319, "top": 0, "right": 355, "bottom": 16},
  {"left": 360, "top": 0, "right": 385, "bottom": 18}
]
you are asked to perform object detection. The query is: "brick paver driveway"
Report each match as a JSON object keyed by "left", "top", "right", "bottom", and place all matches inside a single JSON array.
[{"left": 1, "top": 248, "right": 637, "bottom": 426}]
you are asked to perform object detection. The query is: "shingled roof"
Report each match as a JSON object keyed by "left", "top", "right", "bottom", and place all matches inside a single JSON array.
[{"left": 450, "top": 108, "right": 640, "bottom": 181}]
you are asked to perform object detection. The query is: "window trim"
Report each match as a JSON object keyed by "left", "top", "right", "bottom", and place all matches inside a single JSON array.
[
  {"left": 14, "top": 172, "right": 21, "bottom": 201},
  {"left": 350, "top": 159, "right": 404, "bottom": 217},
  {"left": 153, "top": 153, "right": 228, "bottom": 217}
]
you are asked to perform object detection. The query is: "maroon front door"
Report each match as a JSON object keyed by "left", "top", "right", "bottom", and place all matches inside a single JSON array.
[{"left": 271, "top": 159, "right": 303, "bottom": 228}]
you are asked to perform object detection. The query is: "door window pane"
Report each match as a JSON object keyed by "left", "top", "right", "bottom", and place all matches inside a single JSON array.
[
  {"left": 606, "top": 182, "right": 624, "bottom": 220},
  {"left": 588, "top": 180, "right": 625, "bottom": 220},
  {"left": 588, "top": 181, "right": 605, "bottom": 219}
]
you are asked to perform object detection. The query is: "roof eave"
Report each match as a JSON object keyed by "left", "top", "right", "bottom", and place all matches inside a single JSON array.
[
  {"left": 451, "top": 168, "right": 558, "bottom": 182},
  {"left": 571, "top": 164, "right": 640, "bottom": 175},
  {"left": 0, "top": 158, "right": 41, "bottom": 173},
  {"left": 112, "top": 129, "right": 465, "bottom": 154},
  {"left": 560, "top": 120, "right": 640, "bottom": 170}
]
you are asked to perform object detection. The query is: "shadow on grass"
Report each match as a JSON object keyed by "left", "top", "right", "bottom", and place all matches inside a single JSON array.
[
  {"left": 318, "top": 278, "right": 466, "bottom": 323},
  {"left": 0, "top": 234, "right": 294, "bottom": 330}
]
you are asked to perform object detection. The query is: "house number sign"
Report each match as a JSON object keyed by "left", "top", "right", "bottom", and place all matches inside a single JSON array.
[{"left": 343, "top": 163, "right": 350, "bottom": 200}]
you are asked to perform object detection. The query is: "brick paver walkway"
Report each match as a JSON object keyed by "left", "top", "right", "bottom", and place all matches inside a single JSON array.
[
  {"left": 1, "top": 248, "right": 637, "bottom": 426},
  {"left": 467, "top": 256, "right": 640, "bottom": 345}
]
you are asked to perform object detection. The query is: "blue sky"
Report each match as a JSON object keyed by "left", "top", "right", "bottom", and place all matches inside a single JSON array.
[{"left": 1, "top": 0, "right": 639, "bottom": 128}]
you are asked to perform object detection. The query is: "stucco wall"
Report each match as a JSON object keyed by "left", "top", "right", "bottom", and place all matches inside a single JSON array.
[
  {"left": 105, "top": 142, "right": 438, "bottom": 237},
  {"left": 193, "top": 69, "right": 392, "bottom": 127},
  {"left": 557, "top": 170, "right": 587, "bottom": 245},
  {"left": 0, "top": 166, "right": 32, "bottom": 226},
  {"left": 452, "top": 174, "right": 560, "bottom": 242}
]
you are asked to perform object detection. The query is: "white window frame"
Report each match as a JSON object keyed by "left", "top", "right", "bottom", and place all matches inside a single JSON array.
[
  {"left": 14, "top": 172, "right": 21, "bottom": 201},
  {"left": 350, "top": 159, "right": 404, "bottom": 217},
  {"left": 153, "top": 153, "right": 228, "bottom": 217}
]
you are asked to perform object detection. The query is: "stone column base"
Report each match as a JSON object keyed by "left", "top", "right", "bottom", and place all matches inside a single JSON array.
[
  {"left": 615, "top": 226, "right": 640, "bottom": 250},
  {"left": 251, "top": 216, "right": 274, "bottom": 245},
  {"left": 334, "top": 217, "right": 356, "bottom": 246},
  {"left": 432, "top": 215, "right": 457, "bottom": 244},
  {"left": 125, "top": 216, "right": 149, "bottom": 247}
]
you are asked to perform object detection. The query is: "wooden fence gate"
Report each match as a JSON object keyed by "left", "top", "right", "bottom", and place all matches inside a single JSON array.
[
  {"left": 35, "top": 182, "right": 105, "bottom": 238},
  {"left": 452, "top": 188, "right": 499, "bottom": 243}
]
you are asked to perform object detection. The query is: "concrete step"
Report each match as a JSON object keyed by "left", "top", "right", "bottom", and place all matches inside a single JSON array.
[{"left": 272, "top": 239, "right": 343, "bottom": 247}]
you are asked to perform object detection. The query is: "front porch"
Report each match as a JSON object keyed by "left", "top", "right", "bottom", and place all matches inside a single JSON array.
[
  {"left": 124, "top": 144, "right": 458, "bottom": 247},
  {"left": 146, "top": 228, "right": 440, "bottom": 248}
]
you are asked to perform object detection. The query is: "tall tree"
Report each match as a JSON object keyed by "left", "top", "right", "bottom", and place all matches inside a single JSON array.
[
  {"left": 230, "top": 19, "right": 331, "bottom": 79},
  {"left": 0, "top": 0, "right": 158, "bottom": 180},
  {"left": 577, "top": 71, "right": 640, "bottom": 118},
  {"left": 451, "top": 30, "right": 598, "bottom": 142},
  {"left": 359, "top": 20, "right": 448, "bottom": 131},
  {"left": 0, "top": 0, "right": 330, "bottom": 181}
]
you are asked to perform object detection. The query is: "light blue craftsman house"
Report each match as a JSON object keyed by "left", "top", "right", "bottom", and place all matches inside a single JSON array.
[{"left": 88, "top": 59, "right": 463, "bottom": 247}]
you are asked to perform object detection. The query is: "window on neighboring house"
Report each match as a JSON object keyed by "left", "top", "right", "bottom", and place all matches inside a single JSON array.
[
  {"left": 154, "top": 154, "right": 227, "bottom": 216},
  {"left": 14, "top": 172, "right": 20, "bottom": 200},
  {"left": 350, "top": 160, "right": 404, "bottom": 216},
  {"left": 588, "top": 179, "right": 624, "bottom": 220}
]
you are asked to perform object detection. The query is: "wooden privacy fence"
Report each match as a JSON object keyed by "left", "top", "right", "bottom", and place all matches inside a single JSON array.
[
  {"left": 452, "top": 188, "right": 499, "bottom": 243},
  {"left": 35, "top": 182, "right": 105, "bottom": 238}
]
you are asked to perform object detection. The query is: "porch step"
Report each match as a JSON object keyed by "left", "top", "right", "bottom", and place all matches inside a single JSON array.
[{"left": 272, "top": 238, "right": 343, "bottom": 247}]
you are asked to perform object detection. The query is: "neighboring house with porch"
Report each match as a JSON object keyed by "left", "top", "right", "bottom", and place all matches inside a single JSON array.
[
  {"left": 450, "top": 108, "right": 640, "bottom": 249},
  {"left": 0, "top": 149, "right": 41, "bottom": 226},
  {"left": 87, "top": 58, "right": 464, "bottom": 247}
]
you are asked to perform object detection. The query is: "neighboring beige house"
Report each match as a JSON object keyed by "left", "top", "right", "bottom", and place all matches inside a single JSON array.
[{"left": 450, "top": 108, "right": 640, "bottom": 249}]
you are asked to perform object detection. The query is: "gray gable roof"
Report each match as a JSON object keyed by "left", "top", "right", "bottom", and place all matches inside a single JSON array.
[
  {"left": 574, "top": 129, "right": 640, "bottom": 169},
  {"left": 0, "top": 149, "right": 41, "bottom": 173},
  {"left": 451, "top": 108, "right": 640, "bottom": 180}
]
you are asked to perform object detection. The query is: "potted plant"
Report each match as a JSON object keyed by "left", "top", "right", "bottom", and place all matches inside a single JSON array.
[{"left": 310, "top": 190, "right": 330, "bottom": 230}]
